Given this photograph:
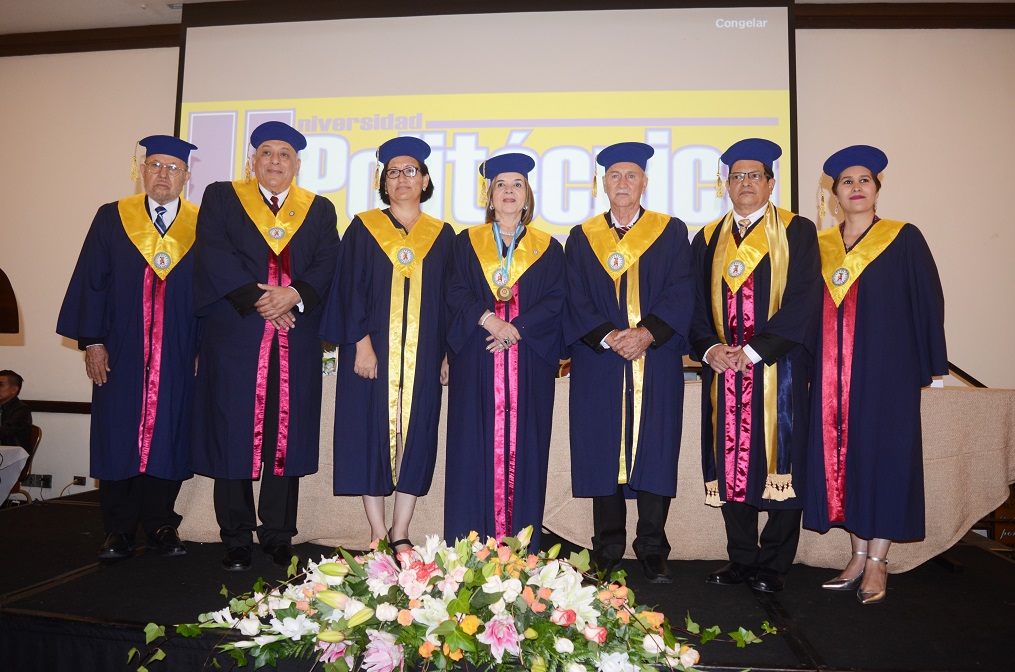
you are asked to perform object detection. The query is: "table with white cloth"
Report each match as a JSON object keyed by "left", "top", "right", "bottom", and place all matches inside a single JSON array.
[
  {"left": 178, "top": 379, "right": 1015, "bottom": 573},
  {"left": 0, "top": 445, "right": 29, "bottom": 501}
]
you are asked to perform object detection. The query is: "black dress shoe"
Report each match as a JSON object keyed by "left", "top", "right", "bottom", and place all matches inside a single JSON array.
[
  {"left": 148, "top": 525, "right": 187, "bottom": 556},
  {"left": 638, "top": 554, "right": 673, "bottom": 584},
  {"left": 222, "top": 545, "right": 252, "bottom": 571},
  {"left": 99, "top": 532, "right": 135, "bottom": 560},
  {"left": 264, "top": 543, "right": 298, "bottom": 569},
  {"left": 750, "top": 570, "right": 785, "bottom": 593},
  {"left": 706, "top": 562, "right": 757, "bottom": 586}
]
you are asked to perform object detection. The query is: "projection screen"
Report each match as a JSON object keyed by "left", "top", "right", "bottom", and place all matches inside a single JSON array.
[{"left": 179, "top": 5, "right": 793, "bottom": 236}]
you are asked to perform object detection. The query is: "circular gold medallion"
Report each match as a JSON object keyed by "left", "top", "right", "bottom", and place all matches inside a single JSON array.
[{"left": 497, "top": 285, "right": 513, "bottom": 302}]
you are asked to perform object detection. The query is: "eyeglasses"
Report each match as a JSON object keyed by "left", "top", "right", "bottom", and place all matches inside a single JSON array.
[
  {"left": 144, "top": 160, "right": 187, "bottom": 175},
  {"left": 729, "top": 171, "right": 766, "bottom": 183},
  {"left": 385, "top": 166, "right": 419, "bottom": 179}
]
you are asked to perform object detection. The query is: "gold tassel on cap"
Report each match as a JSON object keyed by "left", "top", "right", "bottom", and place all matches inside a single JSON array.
[
  {"left": 478, "top": 161, "right": 489, "bottom": 208},
  {"left": 243, "top": 157, "right": 252, "bottom": 183},
  {"left": 715, "top": 158, "right": 724, "bottom": 199},
  {"left": 130, "top": 141, "right": 141, "bottom": 182},
  {"left": 591, "top": 161, "right": 598, "bottom": 199},
  {"left": 818, "top": 184, "right": 827, "bottom": 218},
  {"left": 373, "top": 150, "right": 381, "bottom": 191}
]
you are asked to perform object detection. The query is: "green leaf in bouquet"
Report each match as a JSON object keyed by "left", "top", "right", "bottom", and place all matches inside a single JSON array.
[
  {"left": 568, "top": 549, "right": 590, "bottom": 573},
  {"left": 175, "top": 623, "right": 202, "bottom": 638},
  {"left": 143, "top": 623, "right": 165, "bottom": 644},
  {"left": 761, "top": 621, "right": 778, "bottom": 635},
  {"left": 700, "top": 625, "right": 720, "bottom": 644},
  {"left": 339, "top": 547, "right": 368, "bottom": 578},
  {"left": 446, "top": 629, "right": 477, "bottom": 653},
  {"left": 446, "top": 587, "right": 473, "bottom": 616},
  {"left": 684, "top": 612, "right": 700, "bottom": 635},
  {"left": 472, "top": 588, "right": 504, "bottom": 607},
  {"left": 127, "top": 647, "right": 139, "bottom": 663}
]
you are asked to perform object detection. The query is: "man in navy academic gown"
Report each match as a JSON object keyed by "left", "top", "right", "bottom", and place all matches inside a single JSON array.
[
  {"left": 690, "top": 138, "right": 821, "bottom": 593},
  {"left": 57, "top": 135, "right": 200, "bottom": 560},
  {"left": 191, "top": 121, "right": 339, "bottom": 571},
  {"left": 564, "top": 142, "right": 694, "bottom": 584}
]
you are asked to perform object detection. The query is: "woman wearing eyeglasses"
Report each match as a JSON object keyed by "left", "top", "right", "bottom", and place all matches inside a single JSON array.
[
  {"left": 320, "top": 137, "right": 454, "bottom": 558},
  {"left": 443, "top": 153, "right": 565, "bottom": 551},
  {"left": 803, "top": 145, "right": 947, "bottom": 604}
]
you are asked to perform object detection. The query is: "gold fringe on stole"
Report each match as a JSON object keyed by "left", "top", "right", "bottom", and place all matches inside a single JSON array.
[
  {"left": 704, "top": 480, "right": 722, "bottom": 508},
  {"left": 385, "top": 262, "right": 423, "bottom": 484},
  {"left": 761, "top": 473, "right": 796, "bottom": 501}
]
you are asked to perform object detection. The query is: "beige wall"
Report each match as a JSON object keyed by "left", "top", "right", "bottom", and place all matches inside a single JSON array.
[{"left": 1, "top": 29, "right": 1012, "bottom": 497}]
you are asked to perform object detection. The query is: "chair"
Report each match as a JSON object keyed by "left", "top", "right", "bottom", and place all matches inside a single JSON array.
[{"left": 7, "top": 424, "right": 41, "bottom": 505}]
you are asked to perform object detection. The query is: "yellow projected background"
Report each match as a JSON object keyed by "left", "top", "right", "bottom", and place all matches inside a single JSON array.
[{"left": 181, "top": 90, "right": 791, "bottom": 236}]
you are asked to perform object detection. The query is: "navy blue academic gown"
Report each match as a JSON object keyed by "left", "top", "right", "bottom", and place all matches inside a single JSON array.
[
  {"left": 190, "top": 182, "right": 339, "bottom": 479},
  {"left": 690, "top": 210, "right": 821, "bottom": 511},
  {"left": 57, "top": 200, "right": 198, "bottom": 481},
  {"left": 320, "top": 210, "right": 454, "bottom": 497},
  {"left": 564, "top": 212, "right": 694, "bottom": 499},
  {"left": 444, "top": 226, "right": 565, "bottom": 548},
  {"left": 803, "top": 223, "right": 946, "bottom": 541}
]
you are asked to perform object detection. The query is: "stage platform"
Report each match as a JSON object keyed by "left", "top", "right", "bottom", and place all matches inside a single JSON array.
[{"left": 2, "top": 491, "right": 1014, "bottom": 672}]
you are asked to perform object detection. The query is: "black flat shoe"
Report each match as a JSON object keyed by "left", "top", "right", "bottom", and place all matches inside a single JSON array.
[
  {"left": 638, "top": 554, "right": 673, "bottom": 584},
  {"left": 750, "top": 570, "right": 785, "bottom": 593},
  {"left": 222, "top": 545, "right": 252, "bottom": 571},
  {"left": 264, "top": 543, "right": 298, "bottom": 569},
  {"left": 98, "top": 532, "right": 135, "bottom": 560},
  {"left": 706, "top": 562, "right": 757, "bottom": 586},
  {"left": 148, "top": 525, "right": 187, "bottom": 556}
]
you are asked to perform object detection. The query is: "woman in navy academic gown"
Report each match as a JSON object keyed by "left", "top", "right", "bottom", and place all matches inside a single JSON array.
[
  {"left": 320, "top": 137, "right": 453, "bottom": 556},
  {"left": 444, "top": 153, "right": 565, "bottom": 551},
  {"left": 803, "top": 145, "right": 947, "bottom": 604}
]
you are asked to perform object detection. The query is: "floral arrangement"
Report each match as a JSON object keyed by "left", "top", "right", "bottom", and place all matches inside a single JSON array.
[{"left": 131, "top": 527, "right": 772, "bottom": 671}]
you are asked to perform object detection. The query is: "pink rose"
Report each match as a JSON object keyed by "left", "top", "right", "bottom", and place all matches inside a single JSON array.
[
  {"left": 477, "top": 614, "right": 522, "bottom": 663},
  {"left": 583, "top": 624, "right": 608, "bottom": 644},
  {"left": 550, "top": 608, "right": 577, "bottom": 627}
]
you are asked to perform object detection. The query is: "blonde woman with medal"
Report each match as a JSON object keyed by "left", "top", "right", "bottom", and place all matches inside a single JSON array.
[
  {"left": 803, "top": 146, "right": 946, "bottom": 604},
  {"left": 320, "top": 137, "right": 454, "bottom": 558},
  {"left": 444, "top": 153, "right": 565, "bottom": 551}
]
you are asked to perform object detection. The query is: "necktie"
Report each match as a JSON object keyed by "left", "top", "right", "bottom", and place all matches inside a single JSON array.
[
  {"left": 270, "top": 195, "right": 280, "bottom": 215},
  {"left": 737, "top": 218, "right": 751, "bottom": 238},
  {"left": 154, "top": 206, "right": 168, "bottom": 236},
  {"left": 615, "top": 223, "right": 631, "bottom": 239}
]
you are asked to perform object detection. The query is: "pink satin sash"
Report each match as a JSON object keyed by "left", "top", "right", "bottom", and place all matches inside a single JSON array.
[
  {"left": 492, "top": 285, "right": 520, "bottom": 540},
  {"left": 137, "top": 265, "right": 166, "bottom": 473},
  {"left": 821, "top": 284, "right": 857, "bottom": 522},
  {"left": 722, "top": 275, "right": 755, "bottom": 501},
  {"left": 252, "top": 249, "right": 292, "bottom": 479}
]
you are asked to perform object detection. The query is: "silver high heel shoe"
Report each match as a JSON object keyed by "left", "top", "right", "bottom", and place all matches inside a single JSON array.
[
  {"left": 822, "top": 550, "right": 866, "bottom": 591},
  {"left": 857, "top": 556, "right": 888, "bottom": 605}
]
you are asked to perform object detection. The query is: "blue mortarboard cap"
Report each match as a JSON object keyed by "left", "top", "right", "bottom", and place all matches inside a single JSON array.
[
  {"left": 720, "top": 138, "right": 782, "bottom": 168},
  {"left": 139, "top": 135, "right": 197, "bottom": 163},
  {"left": 596, "top": 142, "right": 655, "bottom": 171},
  {"left": 479, "top": 153, "right": 535, "bottom": 179},
  {"left": 378, "top": 136, "right": 431, "bottom": 165},
  {"left": 249, "top": 121, "right": 307, "bottom": 152},
  {"left": 822, "top": 145, "right": 888, "bottom": 180}
]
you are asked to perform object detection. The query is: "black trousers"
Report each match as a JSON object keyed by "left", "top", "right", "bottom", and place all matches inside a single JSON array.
[
  {"left": 212, "top": 337, "right": 300, "bottom": 550},
  {"left": 99, "top": 473, "right": 183, "bottom": 542},
  {"left": 592, "top": 485, "right": 672, "bottom": 561},
  {"left": 720, "top": 501, "right": 801, "bottom": 575}
]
